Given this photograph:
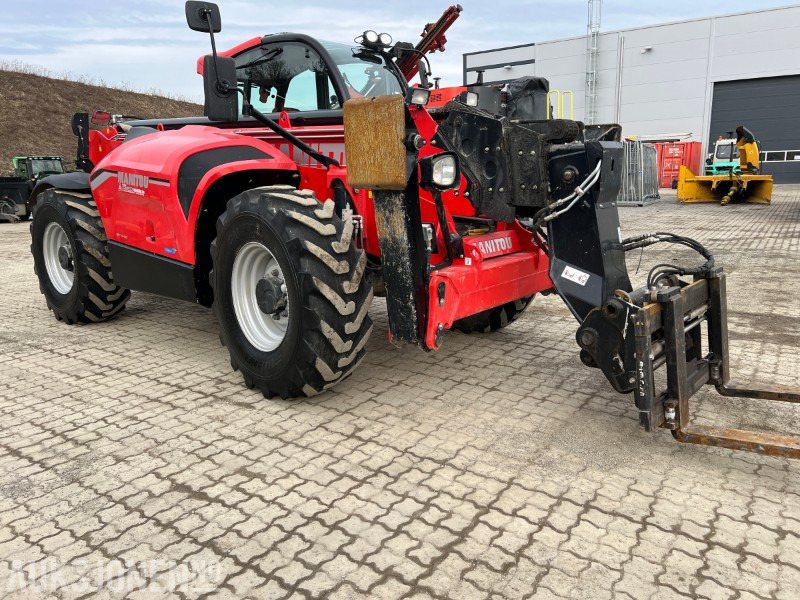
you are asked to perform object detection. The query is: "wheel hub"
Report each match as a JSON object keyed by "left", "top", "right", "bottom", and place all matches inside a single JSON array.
[
  {"left": 42, "top": 221, "right": 75, "bottom": 295},
  {"left": 58, "top": 245, "right": 74, "bottom": 271},
  {"left": 231, "top": 242, "right": 290, "bottom": 352},
  {"left": 256, "top": 271, "right": 288, "bottom": 316}
]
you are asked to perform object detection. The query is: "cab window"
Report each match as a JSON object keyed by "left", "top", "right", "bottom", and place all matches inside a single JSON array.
[
  {"left": 715, "top": 144, "right": 739, "bottom": 160},
  {"left": 235, "top": 42, "right": 336, "bottom": 113},
  {"left": 322, "top": 41, "right": 406, "bottom": 102}
]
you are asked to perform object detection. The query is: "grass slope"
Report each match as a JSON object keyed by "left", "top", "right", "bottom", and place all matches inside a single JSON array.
[{"left": 0, "top": 69, "right": 201, "bottom": 175}]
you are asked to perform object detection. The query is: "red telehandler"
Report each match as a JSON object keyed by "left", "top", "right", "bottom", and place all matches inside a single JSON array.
[{"left": 28, "top": 2, "right": 799, "bottom": 457}]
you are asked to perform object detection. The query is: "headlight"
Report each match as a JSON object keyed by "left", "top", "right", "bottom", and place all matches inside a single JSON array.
[
  {"left": 405, "top": 87, "right": 431, "bottom": 106},
  {"left": 433, "top": 155, "right": 457, "bottom": 187},
  {"left": 459, "top": 91, "right": 479, "bottom": 107},
  {"left": 419, "top": 152, "right": 460, "bottom": 191},
  {"left": 363, "top": 30, "right": 379, "bottom": 44},
  {"left": 379, "top": 33, "right": 393, "bottom": 47}
]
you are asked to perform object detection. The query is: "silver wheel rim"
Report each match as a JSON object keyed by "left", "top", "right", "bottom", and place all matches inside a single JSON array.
[
  {"left": 231, "top": 242, "right": 290, "bottom": 352},
  {"left": 43, "top": 222, "right": 74, "bottom": 295}
]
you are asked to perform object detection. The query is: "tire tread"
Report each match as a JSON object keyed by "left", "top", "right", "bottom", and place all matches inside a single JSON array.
[
  {"left": 453, "top": 295, "right": 535, "bottom": 334},
  {"left": 211, "top": 186, "right": 373, "bottom": 399},
  {"left": 31, "top": 189, "right": 130, "bottom": 324}
]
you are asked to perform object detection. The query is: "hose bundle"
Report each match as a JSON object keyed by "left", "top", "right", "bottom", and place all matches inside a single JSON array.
[{"left": 622, "top": 232, "right": 715, "bottom": 288}]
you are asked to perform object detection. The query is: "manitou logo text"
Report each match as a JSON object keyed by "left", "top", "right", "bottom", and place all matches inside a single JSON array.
[
  {"left": 117, "top": 172, "right": 149, "bottom": 196},
  {"left": 477, "top": 236, "right": 513, "bottom": 256}
]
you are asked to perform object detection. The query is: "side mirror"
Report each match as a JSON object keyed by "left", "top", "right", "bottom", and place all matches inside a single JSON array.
[
  {"left": 186, "top": 1, "right": 237, "bottom": 122},
  {"left": 185, "top": 1, "right": 221, "bottom": 32},
  {"left": 71, "top": 112, "right": 87, "bottom": 136},
  {"left": 71, "top": 113, "right": 94, "bottom": 173},
  {"left": 418, "top": 57, "right": 430, "bottom": 90},
  {"left": 203, "top": 56, "right": 239, "bottom": 122}
]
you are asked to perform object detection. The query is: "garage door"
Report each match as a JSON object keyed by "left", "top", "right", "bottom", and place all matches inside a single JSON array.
[{"left": 709, "top": 75, "right": 800, "bottom": 184}]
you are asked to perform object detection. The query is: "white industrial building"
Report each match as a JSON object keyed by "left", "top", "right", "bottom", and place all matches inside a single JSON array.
[{"left": 463, "top": 4, "right": 800, "bottom": 182}]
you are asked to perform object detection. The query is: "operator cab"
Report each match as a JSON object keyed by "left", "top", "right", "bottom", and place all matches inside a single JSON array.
[
  {"left": 714, "top": 141, "right": 739, "bottom": 160},
  {"left": 15, "top": 157, "right": 64, "bottom": 181},
  {"left": 232, "top": 37, "right": 407, "bottom": 115}
]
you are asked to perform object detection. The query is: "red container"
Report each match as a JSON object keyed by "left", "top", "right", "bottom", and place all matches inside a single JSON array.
[{"left": 654, "top": 141, "right": 702, "bottom": 188}]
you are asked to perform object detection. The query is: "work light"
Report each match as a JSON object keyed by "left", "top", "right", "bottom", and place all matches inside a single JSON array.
[
  {"left": 406, "top": 87, "right": 431, "bottom": 106},
  {"left": 363, "top": 30, "right": 379, "bottom": 44},
  {"left": 419, "top": 153, "right": 460, "bottom": 190},
  {"left": 459, "top": 91, "right": 479, "bottom": 107},
  {"left": 379, "top": 33, "right": 393, "bottom": 46},
  {"left": 432, "top": 155, "right": 458, "bottom": 187}
]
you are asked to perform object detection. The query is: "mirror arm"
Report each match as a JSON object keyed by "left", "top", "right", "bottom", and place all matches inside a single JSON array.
[
  {"left": 203, "top": 11, "right": 229, "bottom": 95},
  {"left": 243, "top": 103, "right": 340, "bottom": 169}
]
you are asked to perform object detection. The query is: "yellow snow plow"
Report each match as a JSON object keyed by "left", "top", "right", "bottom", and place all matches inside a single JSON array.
[
  {"left": 677, "top": 167, "right": 773, "bottom": 205},
  {"left": 677, "top": 126, "right": 773, "bottom": 205}
]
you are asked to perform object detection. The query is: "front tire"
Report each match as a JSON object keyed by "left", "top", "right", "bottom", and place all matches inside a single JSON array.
[
  {"left": 211, "top": 186, "right": 373, "bottom": 398},
  {"left": 453, "top": 295, "right": 534, "bottom": 334},
  {"left": 30, "top": 189, "right": 130, "bottom": 324}
]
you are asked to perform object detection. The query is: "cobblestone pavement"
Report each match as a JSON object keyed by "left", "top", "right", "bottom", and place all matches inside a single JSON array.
[{"left": 0, "top": 188, "right": 798, "bottom": 599}]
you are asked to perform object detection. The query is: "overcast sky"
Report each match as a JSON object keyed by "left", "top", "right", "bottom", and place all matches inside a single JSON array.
[{"left": 0, "top": 1, "right": 793, "bottom": 102}]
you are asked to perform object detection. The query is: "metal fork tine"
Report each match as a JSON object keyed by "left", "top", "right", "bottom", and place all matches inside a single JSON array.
[
  {"left": 673, "top": 424, "right": 800, "bottom": 459},
  {"left": 717, "top": 381, "right": 800, "bottom": 403}
]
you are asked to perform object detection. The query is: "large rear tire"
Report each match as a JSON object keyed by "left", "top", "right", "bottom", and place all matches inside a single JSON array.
[
  {"left": 211, "top": 186, "right": 373, "bottom": 398},
  {"left": 30, "top": 189, "right": 130, "bottom": 324},
  {"left": 453, "top": 295, "right": 534, "bottom": 334}
]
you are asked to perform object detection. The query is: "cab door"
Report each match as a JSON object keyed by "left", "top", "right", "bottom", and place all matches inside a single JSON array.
[
  {"left": 234, "top": 40, "right": 339, "bottom": 116},
  {"left": 233, "top": 40, "right": 345, "bottom": 170}
]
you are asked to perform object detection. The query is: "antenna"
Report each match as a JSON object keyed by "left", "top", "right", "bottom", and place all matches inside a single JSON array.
[{"left": 585, "top": 0, "right": 601, "bottom": 124}]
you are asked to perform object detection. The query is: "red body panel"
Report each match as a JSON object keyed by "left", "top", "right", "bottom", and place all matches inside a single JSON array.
[
  {"left": 426, "top": 249, "right": 551, "bottom": 349},
  {"left": 196, "top": 37, "right": 263, "bottom": 75},
  {"left": 91, "top": 126, "right": 296, "bottom": 263},
  {"left": 88, "top": 127, "right": 125, "bottom": 167}
]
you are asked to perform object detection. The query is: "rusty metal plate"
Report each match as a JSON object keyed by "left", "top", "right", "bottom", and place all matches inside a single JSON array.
[
  {"left": 673, "top": 424, "right": 800, "bottom": 459},
  {"left": 343, "top": 95, "right": 407, "bottom": 190}
]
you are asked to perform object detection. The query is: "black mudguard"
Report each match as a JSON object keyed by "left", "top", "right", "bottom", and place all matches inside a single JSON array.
[{"left": 30, "top": 171, "right": 92, "bottom": 208}]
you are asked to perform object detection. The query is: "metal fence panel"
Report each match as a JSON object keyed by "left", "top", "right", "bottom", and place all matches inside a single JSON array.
[{"left": 618, "top": 140, "right": 660, "bottom": 206}]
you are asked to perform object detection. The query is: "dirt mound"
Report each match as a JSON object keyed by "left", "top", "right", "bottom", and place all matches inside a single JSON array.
[{"left": 0, "top": 69, "right": 201, "bottom": 175}]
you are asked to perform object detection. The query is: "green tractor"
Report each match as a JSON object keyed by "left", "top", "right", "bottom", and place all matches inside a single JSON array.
[
  {"left": 12, "top": 156, "right": 65, "bottom": 182},
  {"left": 0, "top": 156, "right": 65, "bottom": 222}
]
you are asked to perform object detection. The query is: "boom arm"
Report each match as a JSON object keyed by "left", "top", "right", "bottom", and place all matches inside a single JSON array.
[{"left": 396, "top": 4, "right": 463, "bottom": 80}]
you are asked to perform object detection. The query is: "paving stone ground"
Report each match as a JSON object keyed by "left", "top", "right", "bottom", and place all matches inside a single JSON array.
[{"left": 0, "top": 188, "right": 799, "bottom": 599}]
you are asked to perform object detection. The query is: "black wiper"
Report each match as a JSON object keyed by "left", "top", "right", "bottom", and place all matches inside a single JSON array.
[
  {"left": 238, "top": 48, "right": 283, "bottom": 70},
  {"left": 351, "top": 49, "right": 382, "bottom": 65}
]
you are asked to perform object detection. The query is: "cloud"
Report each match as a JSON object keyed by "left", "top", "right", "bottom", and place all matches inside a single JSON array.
[{"left": 1, "top": 0, "right": 791, "bottom": 100}]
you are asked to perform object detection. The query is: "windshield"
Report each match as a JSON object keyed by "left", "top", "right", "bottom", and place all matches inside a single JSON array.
[
  {"left": 30, "top": 159, "right": 63, "bottom": 176},
  {"left": 233, "top": 40, "right": 405, "bottom": 114},
  {"left": 715, "top": 143, "right": 739, "bottom": 160},
  {"left": 321, "top": 41, "right": 406, "bottom": 101}
]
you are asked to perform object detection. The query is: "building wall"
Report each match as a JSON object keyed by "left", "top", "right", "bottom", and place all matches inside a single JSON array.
[
  {"left": 709, "top": 75, "right": 800, "bottom": 183},
  {"left": 464, "top": 5, "right": 800, "bottom": 157}
]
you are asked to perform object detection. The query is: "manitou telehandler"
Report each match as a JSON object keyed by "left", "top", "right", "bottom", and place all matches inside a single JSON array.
[{"left": 28, "top": 2, "right": 799, "bottom": 457}]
